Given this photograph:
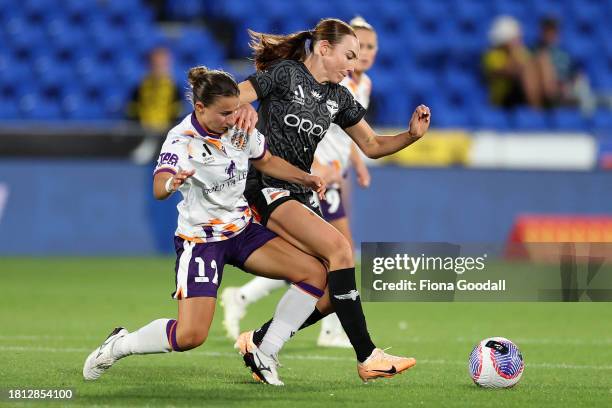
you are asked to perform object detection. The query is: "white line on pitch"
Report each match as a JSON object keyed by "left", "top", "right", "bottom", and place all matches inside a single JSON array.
[
  {"left": 3, "top": 335, "right": 612, "bottom": 346},
  {"left": 1, "top": 346, "right": 611, "bottom": 371}
]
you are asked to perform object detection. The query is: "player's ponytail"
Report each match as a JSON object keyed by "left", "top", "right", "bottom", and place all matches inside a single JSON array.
[
  {"left": 249, "top": 18, "right": 356, "bottom": 71},
  {"left": 187, "top": 66, "right": 239, "bottom": 107}
]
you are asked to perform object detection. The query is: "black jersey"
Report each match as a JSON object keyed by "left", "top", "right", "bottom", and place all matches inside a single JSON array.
[{"left": 247, "top": 59, "right": 366, "bottom": 193}]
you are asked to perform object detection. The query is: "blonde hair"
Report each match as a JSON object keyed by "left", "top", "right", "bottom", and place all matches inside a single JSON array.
[{"left": 349, "top": 16, "right": 375, "bottom": 32}]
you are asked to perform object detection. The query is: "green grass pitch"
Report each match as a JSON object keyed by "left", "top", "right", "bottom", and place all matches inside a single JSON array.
[{"left": 1, "top": 257, "right": 611, "bottom": 407}]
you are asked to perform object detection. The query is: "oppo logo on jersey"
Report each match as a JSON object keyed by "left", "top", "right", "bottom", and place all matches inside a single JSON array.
[{"left": 283, "top": 114, "right": 327, "bottom": 139}]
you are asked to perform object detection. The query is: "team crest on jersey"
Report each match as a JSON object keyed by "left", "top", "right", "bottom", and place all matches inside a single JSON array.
[
  {"left": 326, "top": 99, "right": 339, "bottom": 120},
  {"left": 311, "top": 90, "right": 322, "bottom": 101},
  {"left": 230, "top": 129, "right": 248, "bottom": 150}
]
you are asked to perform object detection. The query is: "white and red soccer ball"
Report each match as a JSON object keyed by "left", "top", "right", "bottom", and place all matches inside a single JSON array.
[{"left": 469, "top": 337, "right": 524, "bottom": 388}]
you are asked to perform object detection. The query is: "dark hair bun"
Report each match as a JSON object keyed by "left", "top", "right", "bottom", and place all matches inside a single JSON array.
[
  {"left": 188, "top": 66, "right": 209, "bottom": 87},
  {"left": 187, "top": 66, "right": 239, "bottom": 107}
]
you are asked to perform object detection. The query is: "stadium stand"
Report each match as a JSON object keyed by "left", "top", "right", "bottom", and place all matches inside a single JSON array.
[
  {"left": 0, "top": 0, "right": 223, "bottom": 120},
  {"left": 0, "top": 0, "right": 611, "bottom": 130}
]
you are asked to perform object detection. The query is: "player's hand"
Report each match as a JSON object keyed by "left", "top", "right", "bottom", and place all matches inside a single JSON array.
[
  {"left": 168, "top": 169, "right": 195, "bottom": 192},
  {"left": 355, "top": 165, "right": 371, "bottom": 188},
  {"left": 304, "top": 175, "right": 326, "bottom": 200},
  {"left": 408, "top": 104, "right": 431, "bottom": 139},
  {"left": 318, "top": 164, "right": 342, "bottom": 185},
  {"left": 235, "top": 103, "right": 258, "bottom": 134}
]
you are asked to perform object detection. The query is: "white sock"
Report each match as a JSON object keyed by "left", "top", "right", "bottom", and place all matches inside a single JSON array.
[
  {"left": 239, "top": 277, "right": 287, "bottom": 305},
  {"left": 320, "top": 313, "right": 343, "bottom": 335},
  {"left": 112, "top": 319, "right": 173, "bottom": 359},
  {"left": 259, "top": 284, "right": 320, "bottom": 356}
]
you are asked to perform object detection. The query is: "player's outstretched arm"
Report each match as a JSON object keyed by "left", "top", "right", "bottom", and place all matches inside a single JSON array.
[
  {"left": 152, "top": 169, "right": 195, "bottom": 200},
  {"left": 349, "top": 143, "right": 371, "bottom": 188},
  {"left": 251, "top": 151, "right": 326, "bottom": 199},
  {"left": 345, "top": 104, "right": 431, "bottom": 159}
]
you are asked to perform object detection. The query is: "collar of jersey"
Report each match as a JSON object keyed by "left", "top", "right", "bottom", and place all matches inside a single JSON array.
[{"left": 191, "top": 112, "right": 223, "bottom": 139}]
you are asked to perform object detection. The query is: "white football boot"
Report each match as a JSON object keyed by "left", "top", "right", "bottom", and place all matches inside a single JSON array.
[
  {"left": 83, "top": 327, "right": 128, "bottom": 380},
  {"left": 220, "top": 287, "right": 247, "bottom": 340},
  {"left": 240, "top": 340, "right": 283, "bottom": 386}
]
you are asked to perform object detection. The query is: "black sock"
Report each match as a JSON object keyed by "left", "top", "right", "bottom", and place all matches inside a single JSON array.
[
  {"left": 252, "top": 307, "right": 325, "bottom": 345},
  {"left": 252, "top": 320, "right": 272, "bottom": 345},
  {"left": 328, "top": 267, "right": 376, "bottom": 362}
]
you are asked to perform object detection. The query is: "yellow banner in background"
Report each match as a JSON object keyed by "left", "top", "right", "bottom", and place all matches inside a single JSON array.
[{"left": 382, "top": 130, "right": 473, "bottom": 167}]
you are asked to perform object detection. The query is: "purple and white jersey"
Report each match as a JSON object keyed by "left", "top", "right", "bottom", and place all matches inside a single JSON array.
[
  {"left": 154, "top": 113, "right": 267, "bottom": 242},
  {"left": 314, "top": 72, "right": 371, "bottom": 178}
]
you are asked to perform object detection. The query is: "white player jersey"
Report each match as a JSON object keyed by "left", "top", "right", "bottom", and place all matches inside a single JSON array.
[
  {"left": 314, "top": 72, "right": 371, "bottom": 174},
  {"left": 153, "top": 113, "right": 267, "bottom": 243}
]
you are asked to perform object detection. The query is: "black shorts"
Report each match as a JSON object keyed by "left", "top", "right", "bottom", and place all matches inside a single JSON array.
[{"left": 244, "top": 179, "right": 322, "bottom": 226}]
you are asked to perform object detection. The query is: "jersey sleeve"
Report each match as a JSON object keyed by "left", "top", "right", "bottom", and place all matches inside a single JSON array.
[
  {"left": 248, "top": 129, "right": 267, "bottom": 160},
  {"left": 361, "top": 75, "right": 372, "bottom": 109},
  {"left": 247, "top": 60, "right": 295, "bottom": 99},
  {"left": 334, "top": 85, "right": 367, "bottom": 129},
  {"left": 153, "top": 132, "right": 193, "bottom": 176}
]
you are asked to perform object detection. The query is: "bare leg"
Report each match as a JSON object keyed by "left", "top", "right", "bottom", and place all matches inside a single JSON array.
[
  {"left": 521, "top": 59, "right": 543, "bottom": 108},
  {"left": 243, "top": 236, "right": 326, "bottom": 356},
  {"left": 175, "top": 297, "right": 216, "bottom": 350},
  {"left": 265, "top": 200, "right": 376, "bottom": 362}
]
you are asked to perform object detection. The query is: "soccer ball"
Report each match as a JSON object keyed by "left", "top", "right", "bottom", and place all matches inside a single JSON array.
[{"left": 468, "top": 337, "right": 524, "bottom": 388}]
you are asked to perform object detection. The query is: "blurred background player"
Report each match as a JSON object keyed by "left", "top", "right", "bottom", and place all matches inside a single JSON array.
[
  {"left": 220, "top": 16, "right": 378, "bottom": 349},
  {"left": 127, "top": 47, "right": 184, "bottom": 164},
  {"left": 83, "top": 66, "right": 328, "bottom": 386}
]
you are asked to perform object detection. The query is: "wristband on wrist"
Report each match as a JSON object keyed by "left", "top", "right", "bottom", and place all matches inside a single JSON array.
[{"left": 165, "top": 176, "right": 176, "bottom": 194}]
